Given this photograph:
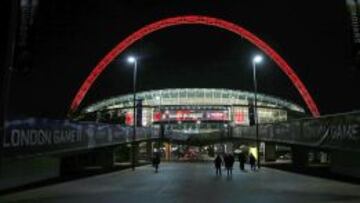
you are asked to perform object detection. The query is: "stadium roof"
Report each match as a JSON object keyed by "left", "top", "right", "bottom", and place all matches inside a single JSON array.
[{"left": 83, "top": 88, "right": 305, "bottom": 113}]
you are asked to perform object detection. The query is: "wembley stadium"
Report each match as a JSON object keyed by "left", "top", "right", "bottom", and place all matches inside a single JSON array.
[{"left": 77, "top": 88, "right": 306, "bottom": 130}]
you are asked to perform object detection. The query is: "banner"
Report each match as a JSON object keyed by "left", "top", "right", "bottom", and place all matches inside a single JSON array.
[
  {"left": 232, "top": 111, "right": 360, "bottom": 151},
  {"left": 3, "top": 112, "right": 360, "bottom": 158},
  {"left": 3, "top": 118, "right": 85, "bottom": 156},
  {"left": 3, "top": 118, "right": 157, "bottom": 158},
  {"left": 346, "top": 0, "right": 360, "bottom": 68}
]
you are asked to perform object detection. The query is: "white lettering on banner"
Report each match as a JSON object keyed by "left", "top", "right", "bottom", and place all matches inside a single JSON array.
[
  {"left": 327, "top": 124, "right": 359, "bottom": 141},
  {"left": 3, "top": 128, "right": 82, "bottom": 148}
]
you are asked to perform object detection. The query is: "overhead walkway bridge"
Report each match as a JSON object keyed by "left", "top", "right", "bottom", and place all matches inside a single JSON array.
[
  {"left": 2, "top": 111, "right": 360, "bottom": 159},
  {"left": 1, "top": 111, "right": 359, "bottom": 191}
]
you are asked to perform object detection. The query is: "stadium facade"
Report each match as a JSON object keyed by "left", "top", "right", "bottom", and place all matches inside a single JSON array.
[{"left": 78, "top": 88, "right": 306, "bottom": 131}]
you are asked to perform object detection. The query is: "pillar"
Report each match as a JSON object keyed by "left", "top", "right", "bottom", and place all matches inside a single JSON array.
[
  {"left": 320, "top": 151, "right": 328, "bottom": 163},
  {"left": 146, "top": 141, "right": 152, "bottom": 161},
  {"left": 291, "top": 146, "right": 309, "bottom": 168},
  {"left": 165, "top": 143, "right": 171, "bottom": 161},
  {"left": 264, "top": 143, "right": 276, "bottom": 162},
  {"left": 129, "top": 143, "right": 139, "bottom": 165},
  {"left": 96, "top": 148, "right": 114, "bottom": 169}
]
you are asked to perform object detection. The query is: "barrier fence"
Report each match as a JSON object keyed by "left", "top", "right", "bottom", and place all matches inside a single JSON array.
[
  {"left": 2, "top": 118, "right": 158, "bottom": 158},
  {"left": 233, "top": 111, "right": 360, "bottom": 151},
  {"left": 2, "top": 111, "right": 360, "bottom": 158}
]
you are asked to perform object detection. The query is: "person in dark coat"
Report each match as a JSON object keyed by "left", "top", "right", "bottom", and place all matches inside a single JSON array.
[
  {"left": 214, "top": 154, "right": 223, "bottom": 175},
  {"left": 249, "top": 153, "right": 256, "bottom": 171},
  {"left": 224, "top": 153, "right": 235, "bottom": 176},
  {"left": 238, "top": 152, "right": 246, "bottom": 171},
  {"left": 152, "top": 152, "right": 161, "bottom": 173}
]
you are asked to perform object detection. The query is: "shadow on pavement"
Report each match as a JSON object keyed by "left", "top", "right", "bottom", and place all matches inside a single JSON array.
[
  {"left": 264, "top": 162, "right": 360, "bottom": 185},
  {"left": 0, "top": 162, "right": 150, "bottom": 196}
]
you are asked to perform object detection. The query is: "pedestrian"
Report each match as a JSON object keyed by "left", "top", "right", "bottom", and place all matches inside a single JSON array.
[
  {"left": 223, "top": 153, "right": 234, "bottom": 176},
  {"left": 214, "top": 154, "right": 223, "bottom": 175},
  {"left": 152, "top": 152, "right": 161, "bottom": 173},
  {"left": 249, "top": 153, "right": 256, "bottom": 171},
  {"left": 228, "top": 153, "right": 235, "bottom": 176},
  {"left": 238, "top": 151, "right": 246, "bottom": 171}
]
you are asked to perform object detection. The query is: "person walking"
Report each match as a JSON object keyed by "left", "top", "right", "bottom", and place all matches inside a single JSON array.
[
  {"left": 224, "top": 153, "right": 234, "bottom": 176},
  {"left": 152, "top": 152, "right": 161, "bottom": 173},
  {"left": 249, "top": 153, "right": 256, "bottom": 171},
  {"left": 227, "top": 153, "right": 235, "bottom": 176},
  {"left": 214, "top": 154, "right": 223, "bottom": 176},
  {"left": 238, "top": 151, "right": 246, "bottom": 171}
]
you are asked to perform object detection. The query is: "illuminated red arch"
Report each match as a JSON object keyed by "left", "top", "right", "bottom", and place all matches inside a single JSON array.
[{"left": 70, "top": 15, "right": 320, "bottom": 117}]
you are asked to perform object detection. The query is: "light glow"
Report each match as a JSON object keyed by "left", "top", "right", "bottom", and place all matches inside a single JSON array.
[
  {"left": 127, "top": 56, "right": 136, "bottom": 63},
  {"left": 253, "top": 55, "right": 263, "bottom": 63},
  {"left": 249, "top": 147, "right": 258, "bottom": 160}
]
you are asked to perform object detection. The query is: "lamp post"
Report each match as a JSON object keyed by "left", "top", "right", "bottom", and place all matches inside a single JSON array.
[
  {"left": 252, "top": 55, "right": 263, "bottom": 169},
  {"left": 155, "top": 96, "right": 163, "bottom": 151},
  {"left": 127, "top": 56, "right": 137, "bottom": 171},
  {"left": 165, "top": 110, "right": 170, "bottom": 134}
]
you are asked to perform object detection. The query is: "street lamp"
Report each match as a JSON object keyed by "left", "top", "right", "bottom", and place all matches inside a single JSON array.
[
  {"left": 127, "top": 56, "right": 137, "bottom": 171},
  {"left": 155, "top": 95, "right": 163, "bottom": 152},
  {"left": 252, "top": 55, "right": 262, "bottom": 169}
]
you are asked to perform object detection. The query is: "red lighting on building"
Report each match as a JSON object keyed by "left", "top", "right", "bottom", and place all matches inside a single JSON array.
[
  {"left": 125, "top": 112, "right": 133, "bottom": 126},
  {"left": 234, "top": 112, "right": 245, "bottom": 124},
  {"left": 153, "top": 112, "right": 162, "bottom": 122}
]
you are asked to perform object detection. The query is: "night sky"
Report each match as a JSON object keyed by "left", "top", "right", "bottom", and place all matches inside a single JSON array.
[{"left": 5, "top": 0, "right": 360, "bottom": 119}]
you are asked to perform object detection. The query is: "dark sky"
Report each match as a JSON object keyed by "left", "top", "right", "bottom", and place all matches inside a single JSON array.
[{"left": 5, "top": 0, "right": 360, "bottom": 118}]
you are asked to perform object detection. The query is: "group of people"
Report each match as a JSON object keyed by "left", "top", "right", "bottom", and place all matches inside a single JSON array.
[
  {"left": 152, "top": 151, "right": 257, "bottom": 174},
  {"left": 214, "top": 152, "right": 257, "bottom": 176},
  {"left": 214, "top": 153, "right": 235, "bottom": 176}
]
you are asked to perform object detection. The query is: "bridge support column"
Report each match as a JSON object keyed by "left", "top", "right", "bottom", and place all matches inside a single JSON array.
[
  {"left": 291, "top": 146, "right": 309, "bottom": 168},
  {"left": 331, "top": 150, "right": 360, "bottom": 178},
  {"left": 165, "top": 143, "right": 171, "bottom": 161},
  {"left": 320, "top": 151, "right": 329, "bottom": 163},
  {"left": 264, "top": 143, "right": 276, "bottom": 162},
  {"left": 129, "top": 143, "right": 139, "bottom": 165},
  {"left": 146, "top": 141, "right": 153, "bottom": 161},
  {"left": 95, "top": 148, "right": 114, "bottom": 169}
]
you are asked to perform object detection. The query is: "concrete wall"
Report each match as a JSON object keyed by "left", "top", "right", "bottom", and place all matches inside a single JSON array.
[
  {"left": 0, "top": 157, "right": 60, "bottom": 191},
  {"left": 291, "top": 146, "right": 309, "bottom": 168},
  {"left": 331, "top": 150, "right": 360, "bottom": 178}
]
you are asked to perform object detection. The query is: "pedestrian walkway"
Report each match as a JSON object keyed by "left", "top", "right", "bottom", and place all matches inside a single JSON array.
[{"left": 1, "top": 162, "right": 360, "bottom": 203}]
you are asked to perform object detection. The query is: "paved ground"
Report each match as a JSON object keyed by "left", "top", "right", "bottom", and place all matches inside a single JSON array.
[{"left": 1, "top": 162, "right": 360, "bottom": 203}]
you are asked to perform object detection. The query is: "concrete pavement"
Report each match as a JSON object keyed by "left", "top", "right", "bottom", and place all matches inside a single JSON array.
[{"left": 1, "top": 162, "right": 360, "bottom": 203}]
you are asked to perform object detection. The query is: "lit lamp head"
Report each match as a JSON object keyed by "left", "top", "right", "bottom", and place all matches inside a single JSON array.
[
  {"left": 253, "top": 55, "right": 263, "bottom": 64},
  {"left": 127, "top": 56, "right": 136, "bottom": 64}
]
